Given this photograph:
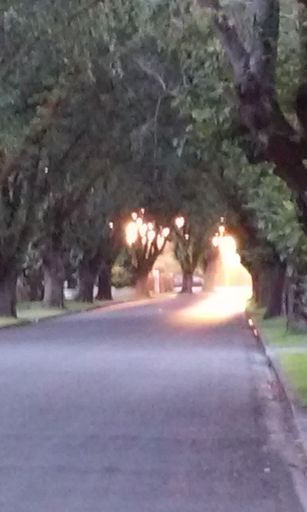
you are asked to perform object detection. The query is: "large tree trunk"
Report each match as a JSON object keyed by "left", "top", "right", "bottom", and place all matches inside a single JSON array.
[
  {"left": 251, "top": 263, "right": 268, "bottom": 307},
  {"left": 0, "top": 268, "right": 17, "bottom": 317},
  {"left": 43, "top": 248, "right": 65, "bottom": 308},
  {"left": 290, "top": 274, "right": 307, "bottom": 329},
  {"left": 65, "top": 265, "right": 78, "bottom": 289},
  {"left": 181, "top": 271, "right": 193, "bottom": 294},
  {"left": 78, "top": 272, "right": 96, "bottom": 303},
  {"left": 135, "top": 272, "right": 150, "bottom": 298},
  {"left": 251, "top": 270, "right": 259, "bottom": 304},
  {"left": 27, "top": 271, "right": 44, "bottom": 302},
  {"left": 96, "top": 262, "right": 112, "bottom": 301},
  {"left": 264, "top": 261, "right": 286, "bottom": 318},
  {"left": 283, "top": 272, "right": 296, "bottom": 325},
  {"left": 251, "top": 262, "right": 271, "bottom": 309},
  {"left": 78, "top": 259, "right": 99, "bottom": 303}
]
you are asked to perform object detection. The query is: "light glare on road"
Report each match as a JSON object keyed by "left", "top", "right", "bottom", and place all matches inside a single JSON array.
[
  {"left": 173, "top": 286, "right": 252, "bottom": 325},
  {"left": 172, "top": 246, "right": 253, "bottom": 325}
]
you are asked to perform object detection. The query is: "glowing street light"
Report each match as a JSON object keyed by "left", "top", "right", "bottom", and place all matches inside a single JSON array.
[
  {"left": 139, "top": 223, "right": 148, "bottom": 238},
  {"left": 218, "top": 224, "right": 225, "bottom": 237},
  {"left": 220, "top": 235, "right": 239, "bottom": 266},
  {"left": 126, "top": 221, "right": 139, "bottom": 246},
  {"left": 212, "top": 217, "right": 226, "bottom": 248},
  {"left": 147, "top": 229, "right": 156, "bottom": 242},
  {"left": 157, "top": 234, "right": 165, "bottom": 250},
  {"left": 136, "top": 217, "right": 143, "bottom": 228},
  {"left": 125, "top": 210, "right": 170, "bottom": 250},
  {"left": 212, "top": 234, "right": 219, "bottom": 248},
  {"left": 162, "top": 227, "right": 170, "bottom": 238},
  {"left": 175, "top": 216, "right": 185, "bottom": 230},
  {"left": 220, "top": 235, "right": 237, "bottom": 256}
]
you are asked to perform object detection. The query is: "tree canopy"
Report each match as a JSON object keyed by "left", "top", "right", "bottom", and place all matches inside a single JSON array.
[{"left": 0, "top": 0, "right": 306, "bottom": 325}]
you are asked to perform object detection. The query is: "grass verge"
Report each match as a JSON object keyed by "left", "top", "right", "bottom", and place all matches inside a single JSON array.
[
  {"left": 279, "top": 353, "right": 307, "bottom": 406},
  {"left": 248, "top": 302, "right": 307, "bottom": 407},
  {"left": 261, "top": 316, "right": 307, "bottom": 347},
  {"left": 248, "top": 302, "right": 307, "bottom": 347},
  {"left": 0, "top": 317, "right": 27, "bottom": 328},
  {"left": 0, "top": 300, "right": 106, "bottom": 327}
]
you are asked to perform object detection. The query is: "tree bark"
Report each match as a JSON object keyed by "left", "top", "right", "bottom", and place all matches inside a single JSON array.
[
  {"left": 135, "top": 272, "right": 150, "bottom": 298},
  {"left": 43, "top": 248, "right": 65, "bottom": 308},
  {"left": 290, "top": 274, "right": 307, "bottom": 328},
  {"left": 78, "top": 273, "right": 96, "bottom": 303},
  {"left": 205, "top": 0, "right": 307, "bottom": 210},
  {"left": 78, "top": 259, "right": 99, "bottom": 303},
  {"left": 0, "top": 268, "right": 17, "bottom": 317},
  {"left": 251, "top": 269, "right": 259, "bottom": 304},
  {"left": 27, "top": 272, "right": 44, "bottom": 301},
  {"left": 181, "top": 271, "right": 193, "bottom": 294},
  {"left": 250, "top": 262, "right": 268, "bottom": 308},
  {"left": 264, "top": 261, "right": 286, "bottom": 318},
  {"left": 96, "top": 262, "right": 113, "bottom": 301}
]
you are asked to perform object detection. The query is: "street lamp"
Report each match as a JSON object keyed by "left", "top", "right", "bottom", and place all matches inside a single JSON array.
[
  {"left": 218, "top": 224, "right": 225, "bottom": 237},
  {"left": 175, "top": 216, "right": 185, "bottom": 230},
  {"left": 174, "top": 215, "right": 190, "bottom": 241},
  {"left": 212, "top": 233, "right": 219, "bottom": 248},
  {"left": 125, "top": 210, "right": 170, "bottom": 251},
  {"left": 126, "top": 221, "right": 139, "bottom": 246},
  {"left": 212, "top": 217, "right": 226, "bottom": 248}
]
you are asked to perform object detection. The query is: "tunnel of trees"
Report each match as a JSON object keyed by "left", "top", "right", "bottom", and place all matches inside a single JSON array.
[{"left": 0, "top": 0, "right": 307, "bottom": 328}]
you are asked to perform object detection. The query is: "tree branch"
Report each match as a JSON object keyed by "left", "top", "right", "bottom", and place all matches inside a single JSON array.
[
  {"left": 134, "top": 58, "right": 167, "bottom": 92},
  {"left": 198, "top": 0, "right": 307, "bottom": 198}
]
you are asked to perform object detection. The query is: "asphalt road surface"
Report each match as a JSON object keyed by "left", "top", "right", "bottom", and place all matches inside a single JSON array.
[{"left": 0, "top": 293, "right": 306, "bottom": 512}]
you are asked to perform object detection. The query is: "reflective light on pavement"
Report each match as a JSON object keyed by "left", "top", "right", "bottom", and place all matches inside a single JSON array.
[{"left": 172, "top": 286, "right": 253, "bottom": 325}]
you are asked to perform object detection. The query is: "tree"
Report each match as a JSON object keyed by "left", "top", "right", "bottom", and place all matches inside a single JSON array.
[
  {"left": 196, "top": 0, "right": 307, "bottom": 208},
  {"left": 126, "top": 209, "right": 171, "bottom": 297},
  {"left": 215, "top": 145, "right": 307, "bottom": 322},
  {"left": 148, "top": 0, "right": 307, "bottom": 322},
  {"left": 171, "top": 165, "right": 223, "bottom": 293},
  {"left": 0, "top": 0, "right": 116, "bottom": 315},
  {"left": 67, "top": 172, "right": 132, "bottom": 303}
]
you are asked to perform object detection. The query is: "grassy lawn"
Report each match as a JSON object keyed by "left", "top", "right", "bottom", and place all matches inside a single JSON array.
[
  {"left": 17, "top": 302, "right": 66, "bottom": 321},
  {"left": 248, "top": 302, "right": 307, "bottom": 347},
  {"left": 0, "top": 298, "right": 123, "bottom": 329},
  {"left": 279, "top": 353, "right": 307, "bottom": 406},
  {"left": 66, "top": 300, "right": 104, "bottom": 312},
  {"left": 0, "top": 300, "right": 106, "bottom": 327},
  {"left": 248, "top": 302, "right": 307, "bottom": 407},
  {"left": 17, "top": 300, "right": 104, "bottom": 321},
  {"left": 261, "top": 316, "right": 307, "bottom": 347},
  {"left": 0, "top": 317, "right": 27, "bottom": 328}
]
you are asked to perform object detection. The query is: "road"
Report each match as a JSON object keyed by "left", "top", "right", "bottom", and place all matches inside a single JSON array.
[{"left": 0, "top": 293, "right": 306, "bottom": 511}]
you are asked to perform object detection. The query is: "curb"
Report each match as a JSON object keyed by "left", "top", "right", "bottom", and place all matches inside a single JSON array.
[{"left": 246, "top": 312, "right": 307, "bottom": 458}]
